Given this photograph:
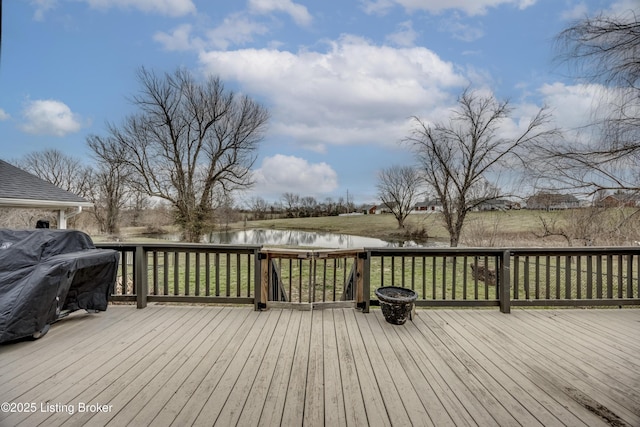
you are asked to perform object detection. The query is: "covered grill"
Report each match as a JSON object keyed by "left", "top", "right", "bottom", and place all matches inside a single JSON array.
[{"left": 0, "top": 229, "right": 119, "bottom": 343}]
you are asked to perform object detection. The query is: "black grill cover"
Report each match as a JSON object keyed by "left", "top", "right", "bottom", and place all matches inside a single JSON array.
[{"left": 0, "top": 229, "right": 119, "bottom": 343}]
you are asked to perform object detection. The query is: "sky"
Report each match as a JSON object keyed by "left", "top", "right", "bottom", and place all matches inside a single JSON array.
[{"left": 0, "top": 0, "right": 637, "bottom": 206}]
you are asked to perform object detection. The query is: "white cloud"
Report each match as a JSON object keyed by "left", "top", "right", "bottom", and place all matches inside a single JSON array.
[
  {"left": 81, "top": 0, "right": 196, "bottom": 17},
  {"left": 386, "top": 21, "right": 419, "bottom": 47},
  {"left": 155, "top": 16, "right": 270, "bottom": 52},
  {"left": 440, "top": 14, "right": 484, "bottom": 41},
  {"left": 359, "top": 0, "right": 395, "bottom": 15},
  {"left": 30, "top": 0, "right": 58, "bottom": 21},
  {"left": 154, "top": 24, "right": 205, "bottom": 51},
  {"left": 248, "top": 0, "right": 313, "bottom": 26},
  {"left": 199, "top": 35, "right": 466, "bottom": 150},
  {"left": 252, "top": 155, "right": 338, "bottom": 197},
  {"left": 560, "top": 2, "right": 588, "bottom": 21},
  {"left": 538, "top": 82, "right": 602, "bottom": 131},
  {"left": 20, "top": 99, "right": 82, "bottom": 136},
  {"left": 206, "top": 13, "right": 270, "bottom": 50},
  {"left": 361, "top": 0, "right": 537, "bottom": 16},
  {"left": 561, "top": 0, "right": 637, "bottom": 22},
  {"left": 609, "top": 0, "right": 640, "bottom": 17},
  {"left": 0, "top": 109, "right": 10, "bottom": 121}
]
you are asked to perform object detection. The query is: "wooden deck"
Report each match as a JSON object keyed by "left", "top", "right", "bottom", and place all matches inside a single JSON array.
[{"left": 1, "top": 306, "right": 639, "bottom": 426}]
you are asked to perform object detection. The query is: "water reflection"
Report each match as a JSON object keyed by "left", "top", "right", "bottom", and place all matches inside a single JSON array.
[{"left": 158, "top": 228, "right": 441, "bottom": 248}]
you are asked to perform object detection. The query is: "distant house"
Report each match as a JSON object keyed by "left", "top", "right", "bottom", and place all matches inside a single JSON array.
[
  {"left": 596, "top": 193, "right": 640, "bottom": 208},
  {"left": 376, "top": 201, "right": 396, "bottom": 214},
  {"left": 363, "top": 204, "right": 378, "bottom": 215},
  {"left": 414, "top": 200, "right": 443, "bottom": 212},
  {"left": 476, "top": 199, "right": 521, "bottom": 211},
  {"left": 0, "top": 159, "right": 92, "bottom": 229},
  {"left": 476, "top": 199, "right": 507, "bottom": 211},
  {"left": 526, "top": 192, "right": 580, "bottom": 210}
]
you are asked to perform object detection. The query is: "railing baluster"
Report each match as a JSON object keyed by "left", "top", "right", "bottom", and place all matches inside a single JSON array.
[
  {"left": 576, "top": 256, "right": 582, "bottom": 299},
  {"left": 163, "top": 252, "right": 169, "bottom": 296},
  {"left": 174, "top": 252, "right": 180, "bottom": 296},
  {"left": 152, "top": 251, "right": 159, "bottom": 295},
  {"left": 462, "top": 256, "right": 468, "bottom": 300},
  {"left": 587, "top": 255, "right": 593, "bottom": 299},
  {"left": 205, "top": 253, "right": 211, "bottom": 296},
  {"left": 607, "top": 255, "right": 613, "bottom": 299},
  {"left": 555, "top": 256, "right": 561, "bottom": 299},
  {"left": 618, "top": 254, "right": 623, "bottom": 299},
  {"left": 535, "top": 255, "right": 540, "bottom": 300},
  {"left": 432, "top": 256, "right": 436, "bottom": 299},
  {"left": 410, "top": 256, "right": 415, "bottom": 291},
  {"left": 452, "top": 256, "right": 457, "bottom": 300},
  {"left": 215, "top": 253, "right": 220, "bottom": 296},
  {"left": 322, "top": 259, "right": 327, "bottom": 302},
  {"left": 226, "top": 253, "right": 231, "bottom": 297},
  {"left": 442, "top": 256, "right": 447, "bottom": 300},
  {"left": 194, "top": 252, "right": 200, "bottom": 296},
  {"left": 524, "top": 256, "right": 530, "bottom": 300},
  {"left": 391, "top": 256, "right": 395, "bottom": 287},
  {"left": 185, "top": 252, "right": 190, "bottom": 296},
  {"left": 596, "top": 255, "right": 603, "bottom": 298},
  {"left": 545, "top": 255, "right": 551, "bottom": 299},
  {"left": 473, "top": 256, "right": 479, "bottom": 300},
  {"left": 422, "top": 256, "right": 426, "bottom": 300},
  {"left": 565, "top": 255, "right": 572, "bottom": 299},
  {"left": 626, "top": 254, "right": 634, "bottom": 298},
  {"left": 237, "top": 253, "right": 241, "bottom": 298}
]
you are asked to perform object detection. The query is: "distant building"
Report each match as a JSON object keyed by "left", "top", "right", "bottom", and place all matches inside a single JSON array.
[
  {"left": 525, "top": 192, "right": 580, "bottom": 210},
  {"left": 363, "top": 204, "right": 378, "bottom": 215},
  {"left": 476, "top": 199, "right": 508, "bottom": 211},
  {"left": 376, "top": 201, "right": 396, "bottom": 214},
  {"left": 414, "top": 200, "right": 443, "bottom": 212},
  {"left": 596, "top": 193, "right": 640, "bottom": 208}
]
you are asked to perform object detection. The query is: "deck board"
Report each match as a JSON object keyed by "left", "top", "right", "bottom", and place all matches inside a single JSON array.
[{"left": 1, "top": 305, "right": 639, "bottom": 427}]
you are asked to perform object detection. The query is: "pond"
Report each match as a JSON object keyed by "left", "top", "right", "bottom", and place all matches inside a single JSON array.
[{"left": 154, "top": 228, "right": 444, "bottom": 248}]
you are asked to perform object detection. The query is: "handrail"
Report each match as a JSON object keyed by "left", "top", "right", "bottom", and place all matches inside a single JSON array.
[{"left": 96, "top": 243, "right": 640, "bottom": 312}]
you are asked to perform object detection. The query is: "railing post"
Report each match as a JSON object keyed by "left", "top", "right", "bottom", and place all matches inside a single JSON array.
[
  {"left": 254, "top": 249, "right": 264, "bottom": 310},
  {"left": 134, "top": 246, "right": 148, "bottom": 309},
  {"left": 257, "top": 251, "right": 269, "bottom": 310},
  {"left": 357, "top": 250, "right": 370, "bottom": 313},
  {"left": 500, "top": 250, "right": 511, "bottom": 313}
]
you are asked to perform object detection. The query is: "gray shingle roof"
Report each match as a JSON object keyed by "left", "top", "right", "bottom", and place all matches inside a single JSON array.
[{"left": 0, "top": 159, "right": 91, "bottom": 206}]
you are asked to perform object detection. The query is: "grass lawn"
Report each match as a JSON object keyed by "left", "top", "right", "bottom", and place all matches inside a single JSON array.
[{"left": 107, "top": 207, "right": 640, "bottom": 248}]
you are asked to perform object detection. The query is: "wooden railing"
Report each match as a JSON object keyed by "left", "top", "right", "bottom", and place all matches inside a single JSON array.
[
  {"left": 97, "top": 243, "right": 640, "bottom": 312},
  {"left": 98, "top": 243, "right": 262, "bottom": 309}
]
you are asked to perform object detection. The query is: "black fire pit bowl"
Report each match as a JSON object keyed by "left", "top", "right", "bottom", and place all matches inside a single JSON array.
[{"left": 375, "top": 286, "right": 418, "bottom": 325}]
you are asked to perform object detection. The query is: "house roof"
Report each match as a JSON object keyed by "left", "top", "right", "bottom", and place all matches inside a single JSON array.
[
  {"left": 606, "top": 193, "right": 640, "bottom": 202},
  {"left": 416, "top": 200, "right": 442, "bottom": 207},
  {"left": 526, "top": 192, "right": 579, "bottom": 204},
  {"left": 0, "top": 159, "right": 92, "bottom": 209}
]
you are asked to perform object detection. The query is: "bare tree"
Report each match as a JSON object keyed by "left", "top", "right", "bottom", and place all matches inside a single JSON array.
[
  {"left": 212, "top": 190, "right": 238, "bottom": 230},
  {"left": 299, "top": 196, "right": 318, "bottom": 217},
  {"left": 376, "top": 165, "right": 422, "bottom": 229},
  {"left": 247, "top": 196, "right": 269, "bottom": 220},
  {"left": 545, "top": 9, "right": 640, "bottom": 193},
  {"left": 106, "top": 67, "right": 269, "bottom": 242},
  {"left": 18, "top": 149, "right": 90, "bottom": 197},
  {"left": 86, "top": 135, "right": 131, "bottom": 234},
  {"left": 406, "top": 88, "right": 558, "bottom": 247},
  {"left": 281, "top": 192, "right": 301, "bottom": 218}
]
